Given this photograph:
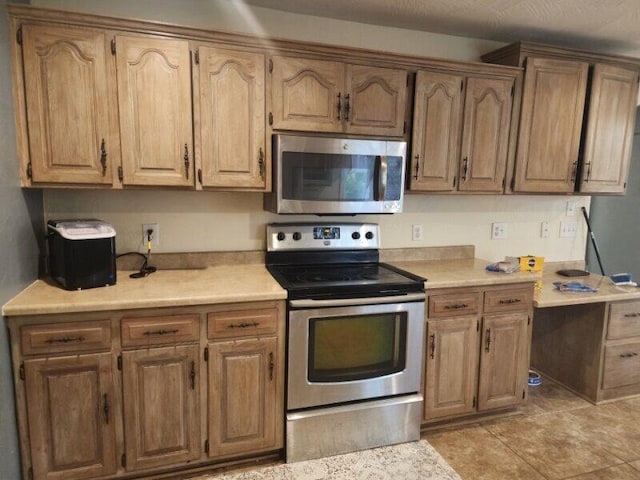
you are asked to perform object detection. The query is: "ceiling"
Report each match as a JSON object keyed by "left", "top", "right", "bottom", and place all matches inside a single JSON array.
[{"left": 242, "top": 0, "right": 640, "bottom": 57}]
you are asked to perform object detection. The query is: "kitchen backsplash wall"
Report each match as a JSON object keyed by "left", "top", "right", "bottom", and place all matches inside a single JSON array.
[
  {"left": 45, "top": 190, "right": 591, "bottom": 262},
  {"left": 35, "top": 0, "right": 591, "bottom": 263}
]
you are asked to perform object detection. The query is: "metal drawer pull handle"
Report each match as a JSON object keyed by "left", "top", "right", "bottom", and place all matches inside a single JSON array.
[
  {"left": 100, "top": 139, "right": 107, "bottom": 176},
  {"left": 429, "top": 334, "right": 436, "bottom": 359},
  {"left": 45, "top": 335, "right": 85, "bottom": 344},
  {"left": 620, "top": 353, "right": 639, "bottom": 358},
  {"left": 499, "top": 298, "right": 521, "bottom": 305},
  {"left": 485, "top": 329, "right": 492, "bottom": 352},
  {"left": 337, "top": 93, "right": 342, "bottom": 120},
  {"left": 344, "top": 94, "right": 350, "bottom": 121},
  {"left": 190, "top": 361, "right": 196, "bottom": 390},
  {"left": 624, "top": 313, "right": 640, "bottom": 318},
  {"left": 444, "top": 303, "right": 469, "bottom": 310},
  {"left": 103, "top": 394, "right": 110, "bottom": 424},
  {"left": 184, "top": 144, "right": 190, "bottom": 179},
  {"left": 228, "top": 322, "right": 260, "bottom": 329},
  {"left": 268, "top": 352, "right": 274, "bottom": 380},
  {"left": 143, "top": 329, "right": 179, "bottom": 336},
  {"left": 414, "top": 154, "right": 420, "bottom": 179}
]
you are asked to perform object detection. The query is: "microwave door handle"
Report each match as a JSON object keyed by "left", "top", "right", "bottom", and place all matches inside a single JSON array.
[{"left": 376, "top": 155, "right": 388, "bottom": 201}]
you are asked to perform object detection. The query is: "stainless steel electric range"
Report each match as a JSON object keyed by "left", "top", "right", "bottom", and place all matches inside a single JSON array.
[{"left": 266, "top": 222, "right": 426, "bottom": 463}]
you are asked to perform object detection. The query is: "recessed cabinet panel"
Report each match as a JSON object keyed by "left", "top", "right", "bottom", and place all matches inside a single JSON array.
[
  {"left": 209, "top": 337, "right": 278, "bottom": 457},
  {"left": 579, "top": 64, "right": 639, "bottom": 194},
  {"left": 346, "top": 65, "right": 407, "bottom": 136},
  {"left": 198, "top": 47, "right": 266, "bottom": 189},
  {"left": 117, "top": 35, "right": 193, "bottom": 186},
  {"left": 458, "top": 77, "right": 512, "bottom": 192},
  {"left": 22, "top": 24, "right": 116, "bottom": 185},
  {"left": 514, "top": 57, "right": 588, "bottom": 192},
  {"left": 24, "top": 353, "right": 117, "bottom": 480},
  {"left": 424, "top": 317, "right": 478, "bottom": 420},
  {"left": 122, "top": 345, "right": 201, "bottom": 471},
  {"left": 270, "top": 56, "right": 343, "bottom": 132},
  {"left": 478, "top": 312, "right": 528, "bottom": 411},
  {"left": 410, "top": 71, "right": 463, "bottom": 191}
]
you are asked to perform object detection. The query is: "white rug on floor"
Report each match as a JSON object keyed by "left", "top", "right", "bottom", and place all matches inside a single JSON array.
[{"left": 197, "top": 440, "right": 461, "bottom": 480}]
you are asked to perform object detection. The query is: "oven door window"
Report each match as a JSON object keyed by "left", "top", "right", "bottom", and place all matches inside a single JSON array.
[
  {"left": 281, "top": 152, "right": 403, "bottom": 202},
  {"left": 308, "top": 312, "right": 407, "bottom": 382}
]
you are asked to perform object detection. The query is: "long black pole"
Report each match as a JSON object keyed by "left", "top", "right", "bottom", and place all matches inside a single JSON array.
[{"left": 582, "top": 206, "right": 606, "bottom": 276}]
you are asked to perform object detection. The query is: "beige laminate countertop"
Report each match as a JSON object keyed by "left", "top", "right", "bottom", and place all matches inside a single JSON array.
[
  {"left": 2, "top": 264, "right": 287, "bottom": 317},
  {"left": 390, "top": 258, "right": 541, "bottom": 289},
  {"left": 534, "top": 265, "right": 640, "bottom": 308}
]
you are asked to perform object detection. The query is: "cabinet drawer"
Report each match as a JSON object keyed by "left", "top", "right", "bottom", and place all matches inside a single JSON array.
[
  {"left": 428, "top": 292, "right": 481, "bottom": 318},
  {"left": 602, "top": 341, "right": 640, "bottom": 389},
  {"left": 607, "top": 301, "right": 640, "bottom": 340},
  {"left": 484, "top": 287, "right": 533, "bottom": 313},
  {"left": 21, "top": 320, "right": 111, "bottom": 355},
  {"left": 208, "top": 307, "right": 277, "bottom": 339},
  {"left": 121, "top": 314, "right": 200, "bottom": 347}
]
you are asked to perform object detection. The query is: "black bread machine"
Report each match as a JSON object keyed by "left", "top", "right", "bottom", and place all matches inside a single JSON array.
[{"left": 47, "top": 219, "right": 117, "bottom": 290}]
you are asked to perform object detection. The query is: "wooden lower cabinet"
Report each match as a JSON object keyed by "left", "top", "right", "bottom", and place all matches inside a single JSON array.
[
  {"left": 24, "top": 353, "right": 117, "bottom": 480},
  {"left": 423, "top": 285, "right": 533, "bottom": 424},
  {"left": 10, "top": 301, "right": 285, "bottom": 480},
  {"left": 532, "top": 299, "right": 640, "bottom": 403},
  {"left": 122, "top": 345, "right": 201, "bottom": 471},
  {"left": 208, "top": 337, "right": 278, "bottom": 457}
]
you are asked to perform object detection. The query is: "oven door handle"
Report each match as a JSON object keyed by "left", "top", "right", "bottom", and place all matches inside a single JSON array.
[
  {"left": 289, "top": 292, "right": 425, "bottom": 308},
  {"left": 375, "top": 155, "right": 388, "bottom": 201}
]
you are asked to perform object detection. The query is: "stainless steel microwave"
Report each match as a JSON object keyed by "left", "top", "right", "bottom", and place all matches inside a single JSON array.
[{"left": 264, "top": 135, "right": 407, "bottom": 214}]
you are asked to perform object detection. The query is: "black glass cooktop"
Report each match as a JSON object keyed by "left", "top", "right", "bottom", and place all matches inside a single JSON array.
[{"left": 267, "top": 262, "right": 425, "bottom": 300}]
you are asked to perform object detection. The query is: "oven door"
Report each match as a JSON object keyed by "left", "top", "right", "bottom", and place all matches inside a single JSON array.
[{"left": 287, "top": 294, "right": 425, "bottom": 410}]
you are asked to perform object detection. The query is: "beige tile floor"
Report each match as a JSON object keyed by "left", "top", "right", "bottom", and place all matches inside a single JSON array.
[{"left": 423, "top": 378, "right": 640, "bottom": 480}]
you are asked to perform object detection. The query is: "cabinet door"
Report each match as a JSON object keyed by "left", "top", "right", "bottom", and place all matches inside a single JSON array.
[
  {"left": 24, "top": 353, "right": 117, "bottom": 480},
  {"left": 22, "top": 24, "right": 117, "bottom": 185},
  {"left": 345, "top": 64, "right": 407, "bottom": 136},
  {"left": 197, "top": 46, "right": 266, "bottom": 189},
  {"left": 122, "top": 345, "right": 201, "bottom": 471},
  {"left": 117, "top": 35, "right": 193, "bottom": 186},
  {"left": 209, "top": 337, "right": 278, "bottom": 457},
  {"left": 410, "top": 71, "right": 463, "bottom": 191},
  {"left": 424, "top": 317, "right": 478, "bottom": 421},
  {"left": 458, "top": 77, "right": 512, "bottom": 192},
  {"left": 579, "top": 64, "right": 639, "bottom": 194},
  {"left": 478, "top": 313, "right": 529, "bottom": 411},
  {"left": 514, "top": 57, "right": 588, "bottom": 192},
  {"left": 270, "top": 56, "right": 344, "bottom": 132}
]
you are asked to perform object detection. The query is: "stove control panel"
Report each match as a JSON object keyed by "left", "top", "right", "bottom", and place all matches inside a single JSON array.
[{"left": 267, "top": 223, "right": 379, "bottom": 251}]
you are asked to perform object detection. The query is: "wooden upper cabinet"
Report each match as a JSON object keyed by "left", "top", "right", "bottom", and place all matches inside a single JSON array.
[
  {"left": 116, "top": 35, "right": 193, "bottom": 187},
  {"left": 458, "top": 77, "right": 512, "bottom": 192},
  {"left": 270, "top": 56, "right": 343, "bottom": 132},
  {"left": 21, "top": 24, "right": 118, "bottom": 186},
  {"left": 122, "top": 345, "right": 201, "bottom": 471},
  {"left": 410, "top": 71, "right": 463, "bottom": 191},
  {"left": 196, "top": 46, "right": 266, "bottom": 189},
  {"left": 24, "top": 353, "right": 117, "bottom": 480},
  {"left": 270, "top": 56, "right": 407, "bottom": 136},
  {"left": 579, "top": 64, "right": 639, "bottom": 194},
  {"left": 514, "top": 57, "right": 589, "bottom": 193},
  {"left": 478, "top": 312, "right": 529, "bottom": 411},
  {"left": 345, "top": 64, "right": 407, "bottom": 136}
]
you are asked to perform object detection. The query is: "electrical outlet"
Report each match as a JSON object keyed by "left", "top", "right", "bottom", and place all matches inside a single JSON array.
[
  {"left": 560, "top": 221, "right": 577, "bottom": 238},
  {"left": 491, "top": 222, "right": 507, "bottom": 240},
  {"left": 412, "top": 224, "right": 423, "bottom": 241},
  {"left": 566, "top": 200, "right": 577, "bottom": 216},
  {"left": 541, "top": 221, "right": 551, "bottom": 238},
  {"left": 142, "top": 223, "right": 159, "bottom": 246}
]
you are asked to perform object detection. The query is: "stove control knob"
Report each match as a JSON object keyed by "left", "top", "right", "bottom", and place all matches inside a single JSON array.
[
  {"left": 276, "top": 232, "right": 286, "bottom": 241},
  {"left": 365, "top": 231, "right": 374, "bottom": 240},
  {"left": 293, "top": 232, "right": 302, "bottom": 241},
  {"left": 351, "top": 232, "right": 361, "bottom": 240}
]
